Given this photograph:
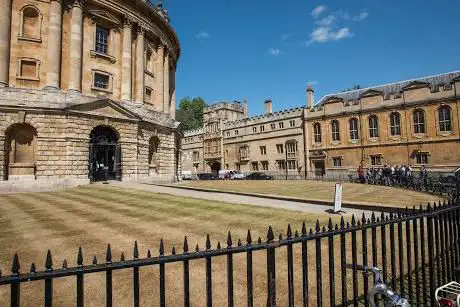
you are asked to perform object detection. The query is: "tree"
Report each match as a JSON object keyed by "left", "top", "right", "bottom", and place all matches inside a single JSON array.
[
  {"left": 342, "top": 84, "right": 362, "bottom": 92},
  {"left": 176, "top": 97, "right": 207, "bottom": 131}
]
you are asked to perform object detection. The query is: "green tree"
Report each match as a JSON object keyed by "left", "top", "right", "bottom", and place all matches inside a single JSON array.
[{"left": 176, "top": 97, "right": 207, "bottom": 131}]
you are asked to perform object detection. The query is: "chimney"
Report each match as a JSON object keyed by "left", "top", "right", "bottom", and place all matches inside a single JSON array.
[
  {"left": 243, "top": 99, "right": 248, "bottom": 117},
  {"left": 264, "top": 99, "right": 273, "bottom": 115},
  {"left": 306, "top": 84, "right": 314, "bottom": 108}
]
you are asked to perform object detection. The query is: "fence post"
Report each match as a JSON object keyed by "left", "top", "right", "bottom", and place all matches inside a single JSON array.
[
  {"left": 287, "top": 224, "right": 295, "bottom": 307},
  {"left": 133, "top": 241, "right": 140, "bottom": 307},
  {"left": 327, "top": 219, "right": 335, "bottom": 307},
  {"left": 405, "top": 208, "right": 413, "bottom": 303},
  {"left": 246, "top": 230, "right": 254, "bottom": 307},
  {"left": 361, "top": 214, "right": 369, "bottom": 307},
  {"left": 227, "top": 232, "right": 234, "bottom": 307},
  {"left": 389, "top": 211, "right": 397, "bottom": 291},
  {"left": 419, "top": 206, "right": 428, "bottom": 303},
  {"left": 77, "top": 247, "right": 84, "bottom": 307},
  {"left": 412, "top": 207, "right": 421, "bottom": 305},
  {"left": 159, "top": 239, "right": 166, "bottom": 307},
  {"left": 315, "top": 220, "right": 323, "bottom": 307},
  {"left": 340, "top": 217, "right": 348, "bottom": 307},
  {"left": 183, "top": 237, "right": 190, "bottom": 307},
  {"left": 301, "top": 222, "right": 309, "bottom": 307},
  {"left": 397, "top": 210, "right": 405, "bottom": 296},
  {"left": 11, "top": 253, "right": 20, "bottom": 307},
  {"left": 427, "top": 204, "right": 436, "bottom": 306},
  {"left": 351, "top": 215, "right": 358, "bottom": 307},
  {"left": 106, "top": 245, "right": 113, "bottom": 307},
  {"left": 266, "top": 226, "right": 276, "bottom": 307},
  {"left": 44, "top": 250, "right": 53, "bottom": 307}
]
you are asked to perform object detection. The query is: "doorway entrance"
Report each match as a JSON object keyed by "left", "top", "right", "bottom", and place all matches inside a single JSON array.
[
  {"left": 314, "top": 161, "right": 325, "bottom": 177},
  {"left": 89, "top": 126, "right": 121, "bottom": 182},
  {"left": 209, "top": 161, "right": 221, "bottom": 177}
]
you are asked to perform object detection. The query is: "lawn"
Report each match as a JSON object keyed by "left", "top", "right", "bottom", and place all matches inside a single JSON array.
[
  {"left": 0, "top": 185, "right": 349, "bottom": 306},
  {"left": 183, "top": 180, "right": 443, "bottom": 207}
]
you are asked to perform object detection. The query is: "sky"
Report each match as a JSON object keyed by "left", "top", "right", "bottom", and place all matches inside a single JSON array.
[{"left": 165, "top": 0, "right": 460, "bottom": 116}]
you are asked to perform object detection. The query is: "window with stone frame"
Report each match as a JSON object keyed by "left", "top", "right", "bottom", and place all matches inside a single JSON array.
[
  {"left": 235, "top": 130, "right": 239, "bottom": 136},
  {"left": 20, "top": 6, "right": 41, "bottom": 40},
  {"left": 226, "top": 131, "right": 230, "bottom": 137},
  {"left": 279, "top": 122, "right": 284, "bottom": 129},
  {"left": 95, "top": 26, "right": 109, "bottom": 54},
  {"left": 313, "top": 123, "right": 321, "bottom": 143},
  {"left": 94, "top": 73, "right": 109, "bottom": 89},
  {"left": 331, "top": 120, "right": 340, "bottom": 141},
  {"left": 370, "top": 155, "right": 382, "bottom": 166},
  {"left": 252, "top": 162, "right": 259, "bottom": 171},
  {"left": 261, "top": 161, "right": 269, "bottom": 170},
  {"left": 260, "top": 125, "right": 265, "bottom": 132},
  {"left": 252, "top": 127, "right": 257, "bottom": 133},
  {"left": 260, "top": 146, "right": 267, "bottom": 155},
  {"left": 290, "top": 120, "right": 295, "bottom": 127},
  {"left": 439, "top": 106, "right": 452, "bottom": 132},
  {"left": 368, "top": 115, "right": 379, "bottom": 138},
  {"left": 144, "top": 87, "right": 152, "bottom": 103},
  {"left": 271, "top": 123, "right": 276, "bottom": 130},
  {"left": 413, "top": 110, "right": 425, "bottom": 134},
  {"left": 18, "top": 58, "right": 39, "bottom": 80},
  {"left": 415, "top": 152, "right": 429, "bottom": 164},
  {"left": 332, "top": 157, "right": 342, "bottom": 167},
  {"left": 192, "top": 151, "right": 200, "bottom": 162},
  {"left": 277, "top": 160, "right": 286, "bottom": 170},
  {"left": 239, "top": 146, "right": 249, "bottom": 160},
  {"left": 389, "top": 112, "right": 401, "bottom": 136},
  {"left": 276, "top": 144, "right": 284, "bottom": 154},
  {"left": 349, "top": 118, "right": 359, "bottom": 141},
  {"left": 235, "top": 163, "right": 241, "bottom": 171},
  {"left": 286, "top": 142, "right": 297, "bottom": 159},
  {"left": 148, "top": 137, "right": 159, "bottom": 166},
  {"left": 287, "top": 160, "right": 297, "bottom": 170}
]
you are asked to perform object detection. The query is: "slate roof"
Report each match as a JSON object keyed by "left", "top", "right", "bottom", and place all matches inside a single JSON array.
[{"left": 316, "top": 70, "right": 460, "bottom": 106}]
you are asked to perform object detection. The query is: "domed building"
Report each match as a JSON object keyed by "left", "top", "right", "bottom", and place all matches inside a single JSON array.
[{"left": 0, "top": 0, "right": 181, "bottom": 185}]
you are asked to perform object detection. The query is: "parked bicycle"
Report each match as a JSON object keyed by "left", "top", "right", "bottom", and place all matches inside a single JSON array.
[{"left": 347, "top": 264, "right": 411, "bottom": 306}]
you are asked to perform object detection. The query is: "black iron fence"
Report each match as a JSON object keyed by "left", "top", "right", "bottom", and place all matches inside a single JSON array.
[{"left": 0, "top": 199, "right": 459, "bottom": 306}]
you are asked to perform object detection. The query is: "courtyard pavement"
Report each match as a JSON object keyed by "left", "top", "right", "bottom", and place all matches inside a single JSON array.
[{"left": 111, "top": 181, "right": 379, "bottom": 216}]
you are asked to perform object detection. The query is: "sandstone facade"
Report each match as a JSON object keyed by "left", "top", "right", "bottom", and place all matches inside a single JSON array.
[
  {"left": 182, "top": 71, "right": 460, "bottom": 178},
  {"left": 0, "top": 0, "right": 181, "bottom": 185}
]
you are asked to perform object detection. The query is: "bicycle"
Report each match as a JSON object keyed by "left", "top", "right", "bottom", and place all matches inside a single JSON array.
[{"left": 347, "top": 264, "right": 411, "bottom": 307}]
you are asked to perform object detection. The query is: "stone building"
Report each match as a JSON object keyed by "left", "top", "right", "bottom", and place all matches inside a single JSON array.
[
  {"left": 0, "top": 0, "right": 181, "bottom": 186},
  {"left": 182, "top": 71, "right": 460, "bottom": 177}
]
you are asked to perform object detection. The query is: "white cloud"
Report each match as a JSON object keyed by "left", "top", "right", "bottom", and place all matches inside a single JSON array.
[
  {"left": 311, "top": 5, "right": 327, "bottom": 18},
  {"left": 281, "top": 33, "right": 293, "bottom": 41},
  {"left": 195, "top": 31, "right": 209, "bottom": 39},
  {"left": 307, "top": 27, "right": 353, "bottom": 45},
  {"left": 268, "top": 48, "right": 282, "bottom": 56},
  {"left": 316, "top": 15, "right": 336, "bottom": 26},
  {"left": 353, "top": 11, "right": 369, "bottom": 21}
]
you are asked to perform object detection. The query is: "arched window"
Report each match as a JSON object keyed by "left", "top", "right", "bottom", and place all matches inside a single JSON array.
[
  {"left": 5, "top": 123, "right": 38, "bottom": 179},
  {"left": 349, "top": 118, "right": 359, "bottom": 141},
  {"left": 368, "top": 115, "right": 379, "bottom": 138},
  {"left": 21, "top": 6, "right": 41, "bottom": 39},
  {"left": 413, "top": 110, "right": 425, "bottom": 134},
  {"left": 148, "top": 136, "right": 160, "bottom": 165},
  {"left": 439, "top": 106, "right": 452, "bottom": 132},
  {"left": 313, "top": 123, "right": 321, "bottom": 143},
  {"left": 331, "top": 120, "right": 340, "bottom": 141},
  {"left": 389, "top": 112, "right": 401, "bottom": 136}
]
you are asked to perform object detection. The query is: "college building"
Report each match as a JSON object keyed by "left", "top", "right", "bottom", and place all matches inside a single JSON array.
[
  {"left": 0, "top": 0, "right": 181, "bottom": 186},
  {"left": 182, "top": 71, "right": 460, "bottom": 177}
]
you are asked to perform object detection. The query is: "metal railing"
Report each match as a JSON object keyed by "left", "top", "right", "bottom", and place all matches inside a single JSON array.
[{"left": 0, "top": 198, "right": 459, "bottom": 306}]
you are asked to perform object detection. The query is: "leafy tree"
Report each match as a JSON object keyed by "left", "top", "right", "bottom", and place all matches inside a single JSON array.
[
  {"left": 342, "top": 84, "right": 362, "bottom": 92},
  {"left": 176, "top": 97, "right": 207, "bottom": 131}
]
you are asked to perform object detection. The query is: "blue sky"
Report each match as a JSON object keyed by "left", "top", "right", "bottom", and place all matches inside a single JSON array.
[{"left": 166, "top": 0, "right": 460, "bottom": 116}]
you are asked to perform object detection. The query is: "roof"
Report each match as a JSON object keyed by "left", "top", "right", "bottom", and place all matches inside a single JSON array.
[{"left": 316, "top": 70, "right": 460, "bottom": 105}]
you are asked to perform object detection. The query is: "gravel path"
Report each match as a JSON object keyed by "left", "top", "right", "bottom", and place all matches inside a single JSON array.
[{"left": 112, "top": 182, "right": 379, "bottom": 216}]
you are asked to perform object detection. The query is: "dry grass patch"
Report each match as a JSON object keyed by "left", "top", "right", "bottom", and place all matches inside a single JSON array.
[{"left": 184, "top": 180, "right": 443, "bottom": 207}]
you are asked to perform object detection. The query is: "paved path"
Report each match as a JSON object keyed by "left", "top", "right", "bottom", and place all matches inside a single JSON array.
[{"left": 112, "top": 181, "right": 379, "bottom": 216}]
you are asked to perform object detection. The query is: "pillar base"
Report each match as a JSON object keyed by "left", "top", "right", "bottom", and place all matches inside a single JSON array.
[
  {"left": 0, "top": 82, "right": 9, "bottom": 88},
  {"left": 44, "top": 85, "right": 60, "bottom": 91},
  {"left": 67, "top": 89, "right": 82, "bottom": 95}
]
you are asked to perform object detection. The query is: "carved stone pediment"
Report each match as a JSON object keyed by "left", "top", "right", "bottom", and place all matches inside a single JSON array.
[
  {"left": 360, "top": 89, "right": 383, "bottom": 98},
  {"left": 402, "top": 81, "right": 430, "bottom": 91},
  {"left": 65, "top": 99, "right": 141, "bottom": 120},
  {"left": 87, "top": 10, "right": 121, "bottom": 26},
  {"left": 323, "top": 96, "right": 344, "bottom": 104}
]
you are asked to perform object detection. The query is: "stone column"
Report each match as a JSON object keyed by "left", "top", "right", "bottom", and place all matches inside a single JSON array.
[
  {"left": 0, "top": 0, "right": 12, "bottom": 87},
  {"left": 68, "top": 0, "right": 85, "bottom": 92},
  {"left": 134, "top": 24, "right": 145, "bottom": 104},
  {"left": 121, "top": 17, "right": 133, "bottom": 101},
  {"left": 163, "top": 49, "right": 170, "bottom": 113},
  {"left": 170, "top": 65, "right": 176, "bottom": 118},
  {"left": 45, "top": 0, "right": 63, "bottom": 90},
  {"left": 156, "top": 43, "right": 164, "bottom": 110}
]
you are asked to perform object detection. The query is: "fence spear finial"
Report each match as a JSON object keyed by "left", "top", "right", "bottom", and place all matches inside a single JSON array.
[
  {"left": 371, "top": 212, "right": 376, "bottom": 223},
  {"left": 77, "top": 247, "right": 83, "bottom": 266},
  {"left": 302, "top": 221, "right": 307, "bottom": 235},
  {"left": 159, "top": 239, "right": 165, "bottom": 256},
  {"left": 309, "top": 228, "right": 313, "bottom": 235},
  {"left": 328, "top": 218, "right": 333, "bottom": 231},
  {"left": 92, "top": 255, "right": 97, "bottom": 265},
  {"left": 287, "top": 224, "right": 292, "bottom": 238},
  {"left": 183, "top": 236, "right": 189, "bottom": 253},
  {"left": 195, "top": 244, "right": 199, "bottom": 252},
  {"left": 381, "top": 211, "right": 385, "bottom": 220},
  {"left": 315, "top": 220, "right": 321, "bottom": 233},
  {"left": 12, "top": 253, "right": 20, "bottom": 275},
  {"left": 45, "top": 250, "right": 53, "bottom": 271},
  {"left": 30, "top": 262, "right": 36, "bottom": 273},
  {"left": 147, "top": 249, "right": 151, "bottom": 258},
  {"left": 247, "top": 230, "right": 252, "bottom": 244},
  {"left": 295, "top": 230, "right": 299, "bottom": 238},
  {"left": 257, "top": 237, "right": 262, "bottom": 244},
  {"left": 62, "top": 259, "right": 68, "bottom": 269},
  {"left": 206, "top": 234, "right": 211, "bottom": 250},
  {"left": 133, "top": 241, "right": 139, "bottom": 259},
  {"left": 361, "top": 212, "right": 366, "bottom": 224},
  {"left": 267, "top": 226, "right": 274, "bottom": 242},
  {"left": 106, "top": 244, "right": 112, "bottom": 263},
  {"left": 340, "top": 216, "right": 345, "bottom": 229},
  {"left": 238, "top": 238, "right": 242, "bottom": 246},
  {"left": 120, "top": 252, "right": 125, "bottom": 262},
  {"left": 217, "top": 241, "right": 221, "bottom": 249},
  {"left": 171, "top": 246, "right": 176, "bottom": 255},
  {"left": 227, "top": 231, "right": 233, "bottom": 247}
]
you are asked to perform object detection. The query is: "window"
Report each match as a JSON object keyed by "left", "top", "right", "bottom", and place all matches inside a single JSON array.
[
  {"left": 271, "top": 123, "right": 276, "bottom": 130},
  {"left": 371, "top": 155, "right": 381, "bottom": 166},
  {"left": 252, "top": 127, "right": 257, "bottom": 133},
  {"left": 413, "top": 110, "right": 425, "bottom": 134},
  {"left": 415, "top": 152, "right": 429, "bottom": 164},
  {"left": 286, "top": 142, "right": 297, "bottom": 159},
  {"left": 95, "top": 26, "right": 109, "bottom": 54},
  {"left": 239, "top": 146, "right": 249, "bottom": 160},
  {"left": 313, "top": 123, "right": 321, "bottom": 143},
  {"left": 261, "top": 161, "right": 269, "bottom": 170},
  {"left": 290, "top": 120, "right": 295, "bottom": 127},
  {"left": 287, "top": 160, "right": 297, "bottom": 170},
  {"left": 278, "top": 161, "right": 286, "bottom": 170},
  {"left": 18, "top": 59, "right": 38, "bottom": 80},
  {"left": 331, "top": 120, "right": 340, "bottom": 141},
  {"left": 260, "top": 146, "right": 267, "bottom": 155},
  {"left": 276, "top": 144, "right": 284, "bottom": 154},
  {"left": 235, "top": 163, "right": 241, "bottom": 171},
  {"left": 145, "top": 48, "right": 154, "bottom": 72},
  {"left": 145, "top": 87, "right": 152, "bottom": 103},
  {"left": 368, "top": 115, "right": 379, "bottom": 138},
  {"left": 389, "top": 112, "right": 401, "bottom": 136},
  {"left": 226, "top": 132, "right": 230, "bottom": 137},
  {"left": 225, "top": 164, "right": 229, "bottom": 169},
  {"left": 192, "top": 151, "right": 200, "bottom": 161},
  {"left": 279, "top": 122, "right": 284, "bottom": 129},
  {"left": 260, "top": 125, "right": 265, "bottom": 132},
  {"left": 235, "top": 130, "right": 239, "bottom": 136},
  {"left": 332, "top": 157, "right": 342, "bottom": 167},
  {"left": 225, "top": 149, "right": 228, "bottom": 157},
  {"left": 148, "top": 137, "right": 159, "bottom": 165},
  {"left": 252, "top": 162, "right": 259, "bottom": 171},
  {"left": 349, "top": 118, "right": 359, "bottom": 141},
  {"left": 20, "top": 6, "right": 41, "bottom": 40},
  {"left": 94, "top": 73, "right": 109, "bottom": 89},
  {"left": 439, "top": 106, "right": 452, "bottom": 132}
]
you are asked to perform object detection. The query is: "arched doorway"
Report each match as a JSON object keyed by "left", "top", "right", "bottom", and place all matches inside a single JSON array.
[
  {"left": 89, "top": 126, "right": 121, "bottom": 182},
  {"left": 209, "top": 161, "right": 221, "bottom": 177},
  {"left": 4, "top": 123, "right": 37, "bottom": 180},
  {"left": 148, "top": 136, "right": 159, "bottom": 176}
]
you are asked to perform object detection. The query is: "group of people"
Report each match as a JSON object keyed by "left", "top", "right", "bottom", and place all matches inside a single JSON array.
[{"left": 357, "top": 164, "right": 428, "bottom": 187}]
